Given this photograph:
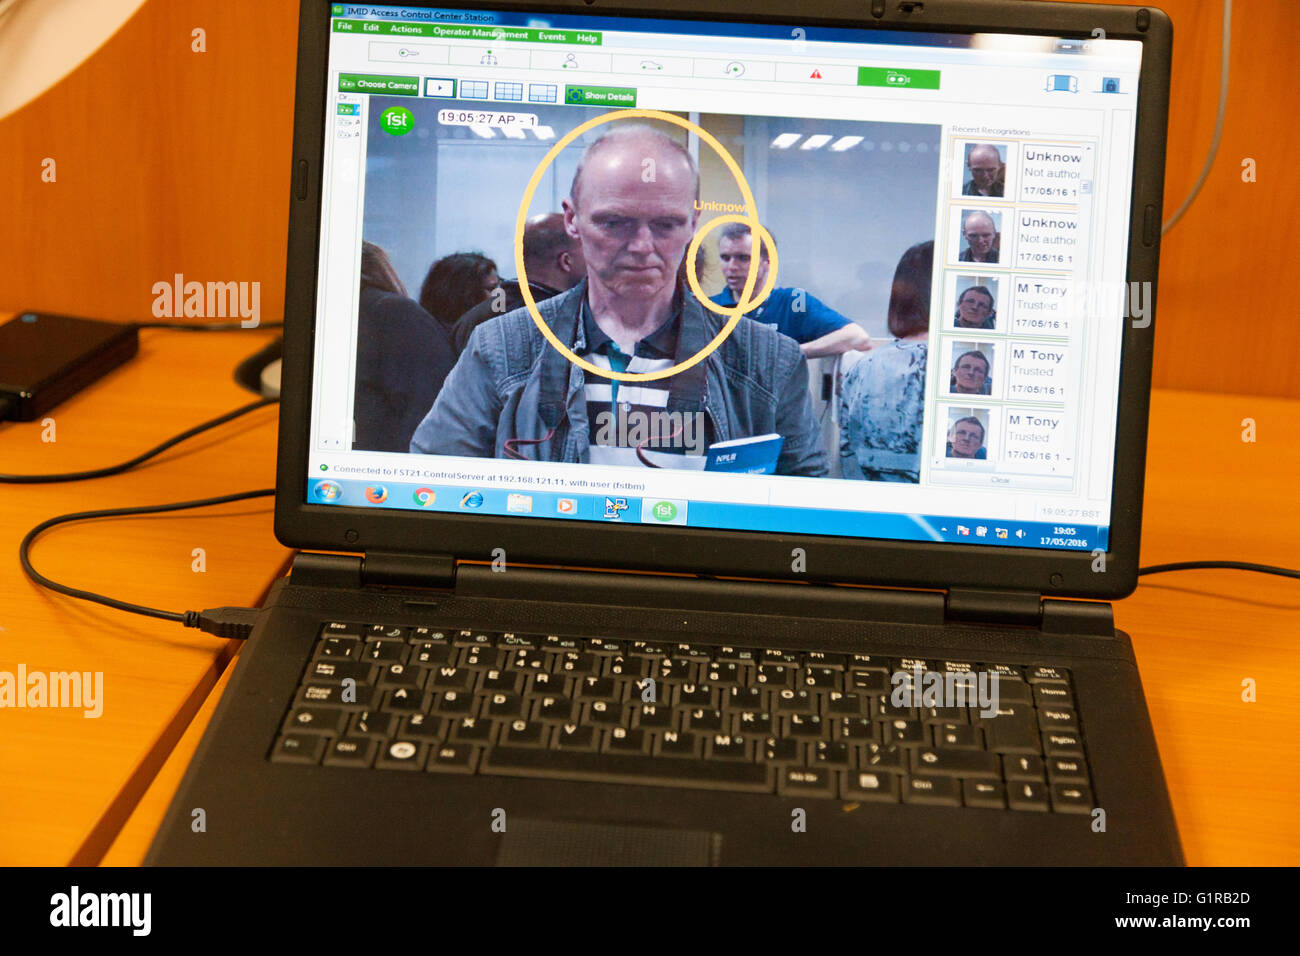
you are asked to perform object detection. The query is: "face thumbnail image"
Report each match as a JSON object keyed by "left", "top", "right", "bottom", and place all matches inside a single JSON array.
[
  {"left": 956, "top": 141, "right": 1011, "bottom": 199},
  {"left": 943, "top": 407, "right": 990, "bottom": 461},
  {"left": 953, "top": 208, "right": 1002, "bottom": 265},
  {"left": 948, "top": 342, "right": 993, "bottom": 396},
  {"left": 952, "top": 275, "right": 998, "bottom": 330},
  {"left": 351, "top": 97, "right": 943, "bottom": 480}
]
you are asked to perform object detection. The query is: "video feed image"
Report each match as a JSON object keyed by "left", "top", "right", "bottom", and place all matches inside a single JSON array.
[{"left": 353, "top": 96, "right": 941, "bottom": 480}]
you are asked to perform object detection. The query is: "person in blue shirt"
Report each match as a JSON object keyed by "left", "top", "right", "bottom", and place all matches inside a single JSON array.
[{"left": 710, "top": 224, "right": 873, "bottom": 358}]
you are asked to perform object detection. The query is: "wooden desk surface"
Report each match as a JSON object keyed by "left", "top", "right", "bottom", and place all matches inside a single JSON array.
[
  {"left": 3, "top": 325, "right": 1297, "bottom": 864},
  {"left": 0, "top": 320, "right": 291, "bottom": 865}
]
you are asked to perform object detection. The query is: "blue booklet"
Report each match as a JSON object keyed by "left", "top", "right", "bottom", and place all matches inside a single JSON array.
[{"left": 705, "top": 434, "right": 784, "bottom": 474}]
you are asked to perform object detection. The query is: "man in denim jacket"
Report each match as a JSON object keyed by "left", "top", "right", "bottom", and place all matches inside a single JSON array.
[{"left": 409, "top": 124, "right": 825, "bottom": 478}]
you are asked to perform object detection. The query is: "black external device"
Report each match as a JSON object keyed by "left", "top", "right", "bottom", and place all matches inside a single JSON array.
[{"left": 0, "top": 312, "right": 139, "bottom": 421}]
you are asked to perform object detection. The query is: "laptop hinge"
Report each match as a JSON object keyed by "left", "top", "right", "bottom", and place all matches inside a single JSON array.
[
  {"left": 945, "top": 588, "right": 1114, "bottom": 635},
  {"left": 289, "top": 551, "right": 456, "bottom": 591}
]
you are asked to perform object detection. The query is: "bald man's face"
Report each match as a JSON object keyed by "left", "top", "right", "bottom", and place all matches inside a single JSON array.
[
  {"left": 562, "top": 139, "right": 698, "bottom": 302},
  {"left": 963, "top": 215, "right": 997, "bottom": 260},
  {"left": 967, "top": 146, "right": 1002, "bottom": 193}
]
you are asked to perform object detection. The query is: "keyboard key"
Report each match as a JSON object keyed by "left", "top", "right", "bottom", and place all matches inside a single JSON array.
[
  {"left": 1033, "top": 683, "right": 1074, "bottom": 707},
  {"left": 361, "top": 639, "right": 407, "bottom": 663},
  {"left": 676, "top": 683, "right": 719, "bottom": 709},
  {"left": 756, "top": 664, "right": 795, "bottom": 689},
  {"left": 826, "top": 692, "right": 867, "bottom": 717},
  {"left": 498, "top": 632, "right": 539, "bottom": 649},
  {"left": 633, "top": 704, "right": 676, "bottom": 731},
  {"left": 477, "top": 668, "right": 523, "bottom": 694},
  {"left": 932, "top": 722, "right": 981, "bottom": 749},
  {"left": 584, "top": 700, "right": 628, "bottom": 726},
  {"left": 322, "top": 736, "right": 377, "bottom": 768},
  {"left": 762, "top": 737, "right": 806, "bottom": 765},
  {"left": 848, "top": 668, "right": 890, "bottom": 694},
  {"left": 779, "top": 766, "right": 838, "bottom": 798},
  {"left": 1004, "top": 754, "right": 1046, "bottom": 781},
  {"left": 783, "top": 713, "right": 825, "bottom": 739},
  {"left": 428, "top": 666, "right": 474, "bottom": 691},
  {"left": 902, "top": 775, "right": 962, "bottom": 806},
  {"left": 410, "top": 642, "right": 454, "bottom": 666},
  {"left": 458, "top": 645, "right": 504, "bottom": 669},
  {"left": 532, "top": 695, "right": 576, "bottom": 723},
  {"left": 1043, "top": 731, "right": 1085, "bottom": 757},
  {"left": 305, "top": 660, "right": 375, "bottom": 684},
  {"left": 804, "top": 651, "right": 846, "bottom": 670},
  {"left": 1007, "top": 780, "right": 1051, "bottom": 811},
  {"left": 314, "top": 637, "right": 361, "bottom": 661},
  {"left": 685, "top": 708, "right": 725, "bottom": 733},
  {"left": 706, "top": 733, "right": 755, "bottom": 761},
  {"left": 295, "top": 683, "right": 378, "bottom": 709},
  {"left": 654, "top": 730, "right": 701, "bottom": 758},
  {"left": 554, "top": 723, "right": 599, "bottom": 751},
  {"left": 451, "top": 716, "right": 496, "bottom": 745},
  {"left": 349, "top": 710, "right": 396, "bottom": 738},
  {"left": 604, "top": 654, "right": 651, "bottom": 679},
  {"left": 963, "top": 779, "right": 1006, "bottom": 809},
  {"left": 725, "top": 686, "right": 766, "bottom": 711},
  {"left": 1050, "top": 783, "right": 1094, "bottom": 813},
  {"left": 321, "top": 622, "right": 363, "bottom": 640},
  {"left": 453, "top": 629, "right": 494, "bottom": 648},
  {"left": 375, "top": 739, "right": 426, "bottom": 770},
  {"left": 802, "top": 667, "right": 841, "bottom": 691},
  {"left": 842, "top": 769, "right": 901, "bottom": 802},
  {"left": 484, "top": 747, "right": 773, "bottom": 792},
  {"left": 1047, "top": 757, "right": 1089, "bottom": 783},
  {"left": 834, "top": 717, "right": 876, "bottom": 743},
  {"left": 654, "top": 658, "right": 697, "bottom": 684},
  {"left": 483, "top": 692, "right": 524, "bottom": 719},
  {"left": 1027, "top": 665, "right": 1071, "bottom": 684},
  {"left": 884, "top": 719, "right": 926, "bottom": 745},
  {"left": 426, "top": 743, "right": 480, "bottom": 773},
  {"left": 400, "top": 713, "right": 446, "bottom": 741},
  {"left": 271, "top": 733, "right": 327, "bottom": 764},
  {"left": 367, "top": 625, "right": 406, "bottom": 641},
  {"left": 1037, "top": 708, "right": 1079, "bottom": 731},
  {"left": 555, "top": 652, "right": 598, "bottom": 678},
  {"left": 773, "top": 688, "right": 818, "bottom": 715},
  {"left": 731, "top": 710, "right": 773, "bottom": 736},
  {"left": 705, "top": 661, "right": 753, "bottom": 687},
  {"left": 981, "top": 706, "right": 1039, "bottom": 754},
  {"left": 812, "top": 740, "right": 851, "bottom": 767},
  {"left": 501, "top": 720, "right": 551, "bottom": 748},
  {"left": 603, "top": 727, "right": 648, "bottom": 754},
  {"left": 585, "top": 638, "right": 625, "bottom": 656},
  {"left": 858, "top": 742, "right": 906, "bottom": 773},
  {"left": 381, "top": 687, "right": 422, "bottom": 712},
  {"left": 715, "top": 646, "right": 759, "bottom": 664},
  {"left": 284, "top": 706, "right": 347, "bottom": 736},
  {"left": 577, "top": 676, "right": 624, "bottom": 702},
  {"left": 428, "top": 689, "right": 474, "bottom": 717},
  {"left": 908, "top": 748, "right": 1000, "bottom": 778}
]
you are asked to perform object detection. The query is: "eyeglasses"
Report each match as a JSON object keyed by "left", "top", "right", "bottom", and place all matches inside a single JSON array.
[{"left": 953, "top": 428, "right": 983, "bottom": 441}]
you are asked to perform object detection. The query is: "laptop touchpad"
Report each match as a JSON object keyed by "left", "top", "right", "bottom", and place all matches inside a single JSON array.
[{"left": 496, "top": 819, "right": 722, "bottom": 866}]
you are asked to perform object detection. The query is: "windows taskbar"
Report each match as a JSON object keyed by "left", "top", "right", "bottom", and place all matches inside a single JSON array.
[{"left": 307, "top": 476, "right": 1107, "bottom": 551}]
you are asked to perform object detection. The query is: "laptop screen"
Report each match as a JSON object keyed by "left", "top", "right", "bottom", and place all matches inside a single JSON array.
[{"left": 307, "top": 2, "right": 1143, "bottom": 553}]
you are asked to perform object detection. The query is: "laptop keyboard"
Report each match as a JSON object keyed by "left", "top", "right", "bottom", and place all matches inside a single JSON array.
[{"left": 269, "top": 623, "right": 1094, "bottom": 811}]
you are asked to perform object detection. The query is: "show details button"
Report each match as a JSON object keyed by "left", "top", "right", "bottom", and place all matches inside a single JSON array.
[
  {"left": 857, "top": 66, "right": 940, "bottom": 90},
  {"left": 564, "top": 84, "right": 636, "bottom": 106}
]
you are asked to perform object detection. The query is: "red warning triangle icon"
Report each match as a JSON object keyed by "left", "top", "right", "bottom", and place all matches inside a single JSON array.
[{"left": 810, "top": 69, "right": 823, "bottom": 79}]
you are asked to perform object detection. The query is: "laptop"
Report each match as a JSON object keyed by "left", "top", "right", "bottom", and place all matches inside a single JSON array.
[{"left": 147, "top": 0, "right": 1181, "bottom": 865}]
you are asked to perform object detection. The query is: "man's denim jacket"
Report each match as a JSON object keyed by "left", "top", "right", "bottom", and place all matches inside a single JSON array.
[{"left": 410, "top": 280, "right": 827, "bottom": 477}]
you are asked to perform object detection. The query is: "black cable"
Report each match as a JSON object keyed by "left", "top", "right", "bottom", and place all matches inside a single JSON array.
[
  {"left": 1139, "top": 560, "right": 1299, "bottom": 580},
  {"left": 19, "top": 488, "right": 274, "bottom": 639},
  {"left": 0, "top": 393, "right": 16, "bottom": 422},
  {"left": 134, "top": 321, "right": 284, "bottom": 331},
  {"left": 0, "top": 397, "right": 277, "bottom": 483}
]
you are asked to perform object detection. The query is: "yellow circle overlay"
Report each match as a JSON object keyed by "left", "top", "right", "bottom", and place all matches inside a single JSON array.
[{"left": 514, "top": 108, "right": 774, "bottom": 383}]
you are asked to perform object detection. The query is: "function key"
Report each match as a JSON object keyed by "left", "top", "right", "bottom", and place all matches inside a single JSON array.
[
  {"left": 499, "top": 632, "right": 538, "bottom": 648},
  {"left": 804, "top": 651, "right": 846, "bottom": 670},
  {"left": 763, "top": 649, "right": 802, "bottom": 665},
  {"left": 986, "top": 664, "right": 1025, "bottom": 682},
  {"left": 586, "top": 638, "right": 625, "bottom": 656},
  {"left": 454, "top": 629, "right": 496, "bottom": 647},
  {"left": 673, "top": 643, "right": 713, "bottom": 661},
  {"left": 367, "top": 624, "right": 407, "bottom": 641},
  {"left": 409, "top": 627, "right": 451, "bottom": 643},
  {"left": 715, "top": 646, "right": 758, "bottom": 663},
  {"left": 321, "top": 622, "right": 363, "bottom": 639},
  {"left": 542, "top": 634, "right": 581, "bottom": 650}
]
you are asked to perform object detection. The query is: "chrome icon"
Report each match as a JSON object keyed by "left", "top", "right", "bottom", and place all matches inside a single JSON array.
[
  {"left": 364, "top": 485, "right": 389, "bottom": 504},
  {"left": 413, "top": 487, "right": 437, "bottom": 507},
  {"left": 314, "top": 480, "right": 342, "bottom": 502}
]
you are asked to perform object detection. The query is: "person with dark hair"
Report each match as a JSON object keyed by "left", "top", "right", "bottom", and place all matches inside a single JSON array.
[
  {"left": 709, "top": 223, "right": 872, "bottom": 358},
  {"left": 954, "top": 285, "right": 996, "bottom": 329},
  {"left": 950, "top": 350, "right": 992, "bottom": 394},
  {"left": 353, "top": 240, "right": 457, "bottom": 453},
  {"left": 418, "top": 251, "right": 500, "bottom": 332},
  {"left": 412, "top": 124, "right": 826, "bottom": 476},
  {"left": 838, "top": 240, "right": 933, "bottom": 482},
  {"left": 450, "top": 213, "right": 586, "bottom": 355},
  {"left": 946, "top": 416, "right": 987, "bottom": 459}
]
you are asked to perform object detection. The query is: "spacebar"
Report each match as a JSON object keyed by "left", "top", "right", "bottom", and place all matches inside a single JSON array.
[{"left": 482, "top": 747, "right": 774, "bottom": 793}]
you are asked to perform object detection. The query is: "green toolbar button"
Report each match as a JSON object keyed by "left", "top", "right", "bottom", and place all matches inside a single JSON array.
[
  {"left": 857, "top": 66, "right": 940, "bottom": 90},
  {"left": 338, "top": 73, "right": 419, "bottom": 95},
  {"left": 564, "top": 85, "right": 636, "bottom": 106}
]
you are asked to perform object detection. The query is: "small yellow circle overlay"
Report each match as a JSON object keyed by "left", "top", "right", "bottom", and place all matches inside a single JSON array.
[{"left": 514, "top": 108, "right": 775, "bottom": 383}]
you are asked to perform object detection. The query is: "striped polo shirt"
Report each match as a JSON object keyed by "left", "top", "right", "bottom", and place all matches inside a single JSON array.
[{"left": 579, "top": 298, "right": 698, "bottom": 468}]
